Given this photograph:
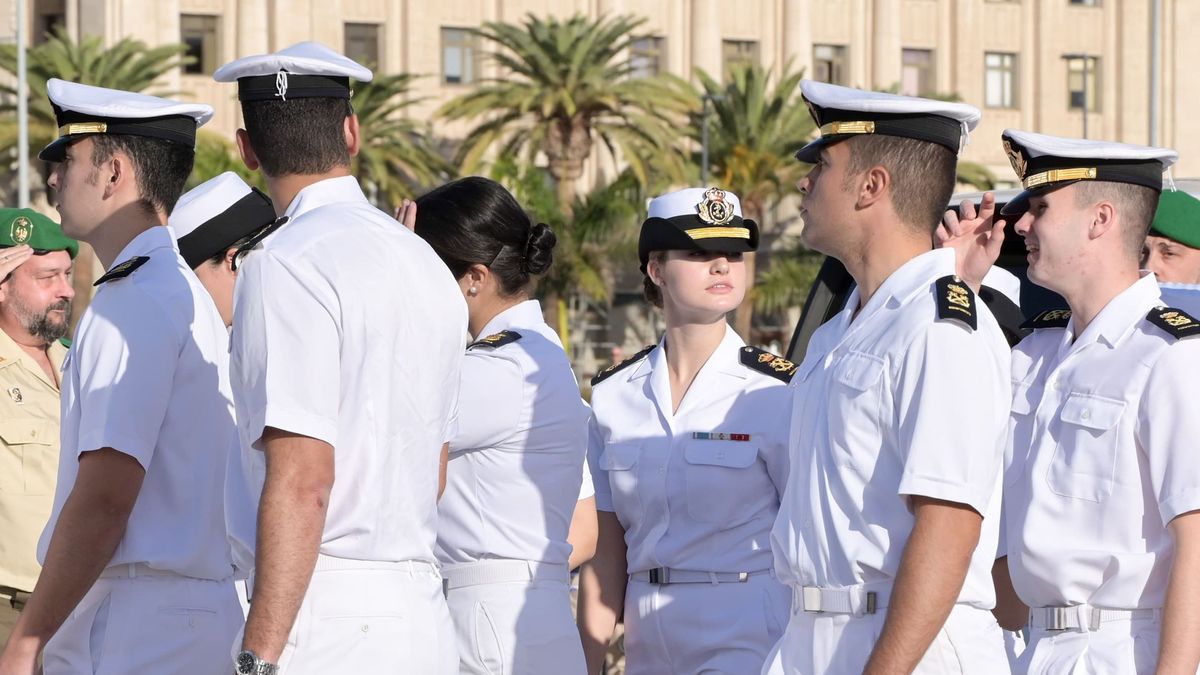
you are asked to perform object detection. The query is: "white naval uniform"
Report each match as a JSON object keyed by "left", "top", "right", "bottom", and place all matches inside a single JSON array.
[
  {"left": 436, "top": 300, "right": 588, "bottom": 675},
  {"left": 39, "top": 226, "right": 242, "bottom": 675},
  {"left": 1005, "top": 274, "right": 1200, "bottom": 674},
  {"left": 229, "top": 176, "right": 467, "bottom": 674},
  {"left": 589, "top": 325, "right": 793, "bottom": 675},
  {"left": 766, "top": 249, "right": 1011, "bottom": 675}
]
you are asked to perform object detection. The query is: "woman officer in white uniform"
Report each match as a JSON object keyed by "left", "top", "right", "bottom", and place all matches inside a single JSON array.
[
  {"left": 410, "top": 176, "right": 590, "bottom": 675},
  {"left": 577, "top": 187, "right": 793, "bottom": 675}
]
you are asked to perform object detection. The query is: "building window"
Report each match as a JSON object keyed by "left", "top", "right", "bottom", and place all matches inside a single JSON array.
[
  {"left": 181, "top": 15, "right": 220, "bottom": 75},
  {"left": 900, "top": 48, "right": 935, "bottom": 97},
  {"left": 442, "top": 27, "right": 479, "bottom": 85},
  {"left": 813, "top": 45, "right": 847, "bottom": 85},
  {"left": 722, "top": 40, "right": 759, "bottom": 78},
  {"left": 985, "top": 52, "right": 1018, "bottom": 108},
  {"left": 33, "top": 12, "right": 64, "bottom": 45},
  {"left": 1069, "top": 0, "right": 1101, "bottom": 6},
  {"left": 1066, "top": 56, "right": 1100, "bottom": 112},
  {"left": 630, "top": 36, "right": 664, "bottom": 78},
  {"left": 345, "top": 23, "right": 381, "bottom": 67}
]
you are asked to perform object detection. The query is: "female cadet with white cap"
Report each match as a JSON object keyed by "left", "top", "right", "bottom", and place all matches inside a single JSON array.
[
  {"left": 407, "top": 176, "right": 590, "bottom": 675},
  {"left": 577, "top": 187, "right": 793, "bottom": 675}
]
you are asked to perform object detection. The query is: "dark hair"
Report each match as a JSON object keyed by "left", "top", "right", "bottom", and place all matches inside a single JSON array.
[
  {"left": 240, "top": 98, "right": 353, "bottom": 177},
  {"left": 90, "top": 135, "right": 194, "bottom": 216},
  {"left": 1073, "top": 181, "right": 1161, "bottom": 259},
  {"left": 203, "top": 233, "right": 257, "bottom": 268},
  {"left": 843, "top": 134, "right": 957, "bottom": 234},
  {"left": 415, "top": 177, "right": 555, "bottom": 296}
]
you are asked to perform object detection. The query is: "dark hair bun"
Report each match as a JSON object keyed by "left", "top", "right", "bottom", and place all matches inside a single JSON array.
[{"left": 522, "top": 222, "right": 556, "bottom": 276}]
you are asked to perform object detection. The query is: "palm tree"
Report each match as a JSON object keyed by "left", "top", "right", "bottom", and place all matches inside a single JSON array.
[
  {"left": 690, "top": 61, "right": 814, "bottom": 339},
  {"left": 188, "top": 131, "right": 265, "bottom": 190},
  {"left": 351, "top": 73, "right": 453, "bottom": 205},
  {"left": 440, "top": 13, "right": 693, "bottom": 215}
]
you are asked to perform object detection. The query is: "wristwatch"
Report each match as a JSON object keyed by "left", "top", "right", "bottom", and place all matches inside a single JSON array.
[{"left": 235, "top": 650, "right": 279, "bottom": 675}]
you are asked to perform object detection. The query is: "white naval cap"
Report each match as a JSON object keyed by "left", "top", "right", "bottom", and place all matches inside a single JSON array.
[
  {"left": 39, "top": 79, "right": 213, "bottom": 162},
  {"left": 169, "top": 172, "right": 276, "bottom": 269},
  {"left": 213, "top": 41, "right": 373, "bottom": 102},
  {"left": 795, "top": 80, "right": 981, "bottom": 163},
  {"left": 999, "top": 129, "right": 1179, "bottom": 215},
  {"left": 638, "top": 187, "right": 758, "bottom": 272}
]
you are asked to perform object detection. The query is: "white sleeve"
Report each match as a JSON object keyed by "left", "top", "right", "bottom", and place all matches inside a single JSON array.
[
  {"left": 578, "top": 453, "right": 596, "bottom": 501},
  {"left": 587, "top": 414, "right": 614, "bottom": 512},
  {"left": 450, "top": 350, "right": 524, "bottom": 452},
  {"left": 1141, "top": 341, "right": 1200, "bottom": 525}
]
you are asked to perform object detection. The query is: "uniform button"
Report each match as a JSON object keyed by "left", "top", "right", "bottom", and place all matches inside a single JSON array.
[
  {"left": 361, "top": 624, "right": 370, "bottom": 633},
  {"left": 188, "top": 617, "right": 196, "bottom": 628},
  {"left": 1080, "top": 409, "right": 1090, "bottom": 420}
]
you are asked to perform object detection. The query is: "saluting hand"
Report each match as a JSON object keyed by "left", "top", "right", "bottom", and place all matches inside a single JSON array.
[
  {"left": 0, "top": 245, "right": 34, "bottom": 284},
  {"left": 394, "top": 199, "right": 417, "bottom": 232},
  {"left": 938, "top": 192, "right": 1005, "bottom": 292}
]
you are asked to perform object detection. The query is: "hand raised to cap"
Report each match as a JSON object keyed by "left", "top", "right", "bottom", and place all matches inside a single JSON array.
[
  {"left": 938, "top": 192, "right": 1006, "bottom": 292},
  {"left": 0, "top": 245, "right": 34, "bottom": 284},
  {"left": 394, "top": 199, "right": 417, "bottom": 232}
]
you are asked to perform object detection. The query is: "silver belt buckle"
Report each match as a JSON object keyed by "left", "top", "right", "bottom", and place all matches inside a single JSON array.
[
  {"left": 1045, "top": 607, "right": 1070, "bottom": 631},
  {"left": 647, "top": 568, "right": 669, "bottom": 585}
]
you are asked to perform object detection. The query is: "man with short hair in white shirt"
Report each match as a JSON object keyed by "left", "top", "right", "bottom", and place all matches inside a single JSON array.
[
  {"left": 0, "top": 81, "right": 242, "bottom": 675},
  {"left": 765, "top": 82, "right": 1011, "bottom": 674},
  {"left": 214, "top": 43, "right": 467, "bottom": 675},
  {"left": 951, "top": 131, "right": 1200, "bottom": 674}
]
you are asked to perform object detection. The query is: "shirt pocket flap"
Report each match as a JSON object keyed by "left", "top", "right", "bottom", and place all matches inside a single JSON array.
[
  {"left": 684, "top": 441, "right": 758, "bottom": 468},
  {"left": 0, "top": 419, "right": 55, "bottom": 445},
  {"left": 599, "top": 443, "right": 639, "bottom": 471},
  {"left": 1059, "top": 394, "right": 1125, "bottom": 431},
  {"left": 834, "top": 352, "right": 886, "bottom": 392}
]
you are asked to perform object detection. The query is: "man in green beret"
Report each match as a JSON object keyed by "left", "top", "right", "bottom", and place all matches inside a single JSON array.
[
  {"left": 1142, "top": 190, "right": 1200, "bottom": 284},
  {"left": 0, "top": 208, "right": 77, "bottom": 644}
]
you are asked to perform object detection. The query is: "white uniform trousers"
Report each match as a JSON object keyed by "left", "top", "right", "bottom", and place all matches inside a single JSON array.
[
  {"left": 236, "top": 554, "right": 457, "bottom": 675},
  {"left": 762, "top": 596, "right": 1009, "bottom": 675},
  {"left": 623, "top": 570, "right": 790, "bottom": 675},
  {"left": 442, "top": 560, "right": 584, "bottom": 675},
  {"left": 1019, "top": 611, "right": 1194, "bottom": 674},
  {"left": 43, "top": 566, "right": 241, "bottom": 675}
]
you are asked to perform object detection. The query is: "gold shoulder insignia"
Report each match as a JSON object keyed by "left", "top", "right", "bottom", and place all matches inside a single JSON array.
[
  {"left": 93, "top": 256, "right": 150, "bottom": 286},
  {"left": 1020, "top": 308, "right": 1072, "bottom": 330},
  {"left": 591, "top": 344, "right": 656, "bottom": 387},
  {"left": 1146, "top": 306, "right": 1200, "bottom": 340},
  {"left": 467, "top": 330, "right": 523, "bottom": 350},
  {"left": 739, "top": 346, "right": 797, "bottom": 383},
  {"left": 934, "top": 275, "right": 977, "bottom": 330}
]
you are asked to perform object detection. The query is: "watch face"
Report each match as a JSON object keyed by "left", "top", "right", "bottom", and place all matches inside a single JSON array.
[{"left": 236, "top": 652, "right": 256, "bottom": 674}]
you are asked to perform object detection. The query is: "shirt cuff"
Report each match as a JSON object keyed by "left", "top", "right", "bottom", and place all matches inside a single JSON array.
[{"left": 898, "top": 474, "right": 991, "bottom": 517}]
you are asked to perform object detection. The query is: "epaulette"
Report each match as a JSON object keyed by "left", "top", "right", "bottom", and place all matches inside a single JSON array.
[
  {"left": 591, "top": 344, "right": 656, "bottom": 387},
  {"left": 934, "top": 275, "right": 977, "bottom": 330},
  {"left": 1020, "top": 308, "right": 1072, "bottom": 330},
  {"left": 1146, "top": 306, "right": 1200, "bottom": 340},
  {"left": 93, "top": 256, "right": 149, "bottom": 286},
  {"left": 739, "top": 346, "right": 797, "bottom": 384},
  {"left": 468, "top": 330, "right": 522, "bottom": 350}
]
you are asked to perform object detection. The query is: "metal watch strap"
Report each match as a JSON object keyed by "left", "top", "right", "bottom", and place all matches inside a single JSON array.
[{"left": 236, "top": 650, "right": 279, "bottom": 675}]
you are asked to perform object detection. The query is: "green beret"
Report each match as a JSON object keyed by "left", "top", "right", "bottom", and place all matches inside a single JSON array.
[
  {"left": 1149, "top": 190, "right": 1200, "bottom": 250},
  {"left": 0, "top": 208, "right": 78, "bottom": 258}
]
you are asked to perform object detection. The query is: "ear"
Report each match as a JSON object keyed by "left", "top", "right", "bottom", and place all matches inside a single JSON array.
[
  {"left": 101, "top": 152, "right": 125, "bottom": 200},
  {"left": 235, "top": 129, "right": 260, "bottom": 171},
  {"left": 1089, "top": 200, "right": 1118, "bottom": 241},
  {"left": 466, "top": 263, "right": 488, "bottom": 287},
  {"left": 345, "top": 114, "right": 361, "bottom": 157},
  {"left": 856, "top": 165, "right": 891, "bottom": 209},
  {"left": 224, "top": 246, "right": 239, "bottom": 274},
  {"left": 647, "top": 256, "right": 667, "bottom": 288}
]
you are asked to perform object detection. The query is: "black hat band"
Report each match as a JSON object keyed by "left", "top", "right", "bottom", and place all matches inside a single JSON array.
[
  {"left": 237, "top": 73, "right": 352, "bottom": 102},
  {"left": 177, "top": 187, "right": 277, "bottom": 268}
]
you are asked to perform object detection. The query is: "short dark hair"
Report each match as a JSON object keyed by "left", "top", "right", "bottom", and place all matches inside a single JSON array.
[
  {"left": 201, "top": 233, "right": 257, "bottom": 269},
  {"left": 843, "top": 135, "right": 957, "bottom": 233},
  {"left": 240, "top": 98, "right": 352, "bottom": 177},
  {"left": 1073, "top": 181, "right": 1161, "bottom": 258},
  {"left": 90, "top": 135, "right": 194, "bottom": 215},
  {"left": 415, "top": 176, "right": 555, "bottom": 296}
]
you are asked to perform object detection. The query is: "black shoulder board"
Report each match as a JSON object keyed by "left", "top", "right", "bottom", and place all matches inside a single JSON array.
[
  {"left": 591, "top": 344, "right": 656, "bottom": 387},
  {"left": 739, "top": 346, "right": 797, "bottom": 383},
  {"left": 1020, "top": 308, "right": 1072, "bottom": 330},
  {"left": 467, "top": 330, "right": 523, "bottom": 350},
  {"left": 1146, "top": 306, "right": 1200, "bottom": 340},
  {"left": 93, "top": 256, "right": 149, "bottom": 286},
  {"left": 934, "top": 275, "right": 977, "bottom": 330}
]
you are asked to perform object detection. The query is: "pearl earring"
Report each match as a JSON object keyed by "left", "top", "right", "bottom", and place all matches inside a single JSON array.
[{"left": 468, "top": 287, "right": 478, "bottom": 297}]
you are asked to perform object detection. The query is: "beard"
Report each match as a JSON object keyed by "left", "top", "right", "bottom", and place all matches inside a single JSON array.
[{"left": 12, "top": 296, "right": 71, "bottom": 344}]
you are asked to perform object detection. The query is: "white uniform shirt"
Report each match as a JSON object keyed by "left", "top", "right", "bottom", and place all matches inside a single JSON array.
[
  {"left": 771, "top": 249, "right": 1010, "bottom": 609},
  {"left": 588, "top": 325, "right": 791, "bottom": 574},
  {"left": 39, "top": 226, "right": 238, "bottom": 580},
  {"left": 230, "top": 176, "right": 467, "bottom": 564},
  {"left": 1005, "top": 274, "right": 1200, "bottom": 609},
  {"left": 436, "top": 300, "right": 589, "bottom": 566}
]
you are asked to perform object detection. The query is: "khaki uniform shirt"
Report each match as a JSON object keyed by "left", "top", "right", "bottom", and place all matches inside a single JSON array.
[{"left": 0, "top": 328, "right": 64, "bottom": 593}]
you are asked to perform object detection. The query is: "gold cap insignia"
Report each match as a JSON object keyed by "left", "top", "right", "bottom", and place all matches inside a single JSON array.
[
  {"left": 1004, "top": 139, "right": 1027, "bottom": 180},
  {"left": 10, "top": 216, "right": 32, "bottom": 244},
  {"left": 697, "top": 187, "right": 736, "bottom": 226}
]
